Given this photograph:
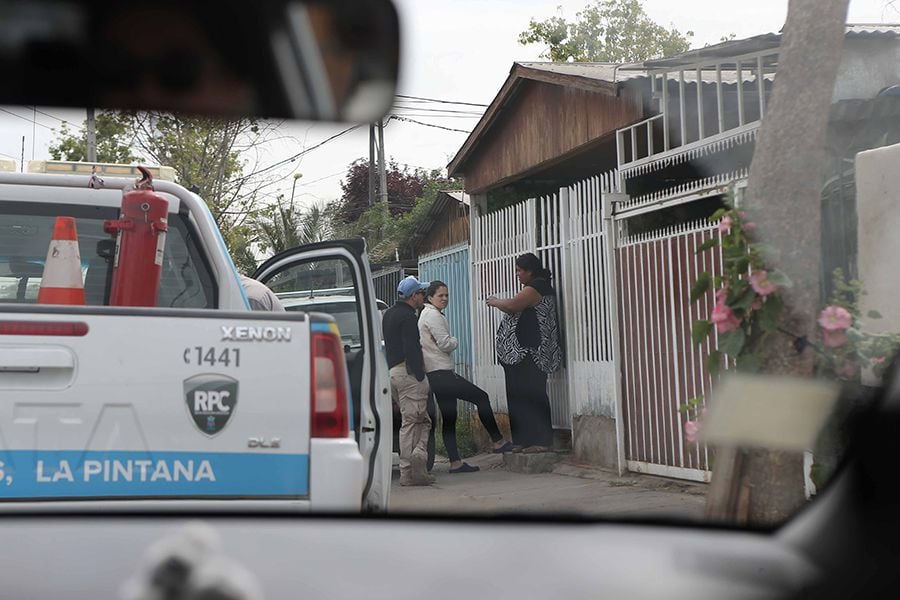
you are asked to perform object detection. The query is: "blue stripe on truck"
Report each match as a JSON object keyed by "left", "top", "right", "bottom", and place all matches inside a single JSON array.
[{"left": 0, "top": 450, "right": 308, "bottom": 499}]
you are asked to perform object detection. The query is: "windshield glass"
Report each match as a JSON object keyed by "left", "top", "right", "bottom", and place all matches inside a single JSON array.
[
  {"left": 286, "top": 300, "right": 361, "bottom": 344},
  {"left": 0, "top": 0, "right": 897, "bottom": 529},
  {"left": 0, "top": 202, "right": 214, "bottom": 308}
]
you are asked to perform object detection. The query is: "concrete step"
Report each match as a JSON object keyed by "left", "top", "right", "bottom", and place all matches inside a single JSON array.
[{"left": 503, "top": 450, "right": 567, "bottom": 474}]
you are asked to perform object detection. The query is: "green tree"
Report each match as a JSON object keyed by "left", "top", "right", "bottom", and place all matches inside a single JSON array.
[
  {"left": 224, "top": 225, "right": 260, "bottom": 276},
  {"left": 49, "top": 111, "right": 295, "bottom": 268},
  {"left": 518, "top": 0, "right": 693, "bottom": 63},
  {"left": 254, "top": 198, "right": 333, "bottom": 257},
  {"left": 48, "top": 111, "right": 137, "bottom": 164},
  {"left": 332, "top": 167, "right": 455, "bottom": 263},
  {"left": 336, "top": 159, "right": 430, "bottom": 223}
]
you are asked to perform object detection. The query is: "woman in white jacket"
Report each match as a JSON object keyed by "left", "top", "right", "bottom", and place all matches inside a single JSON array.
[{"left": 419, "top": 280, "right": 514, "bottom": 473}]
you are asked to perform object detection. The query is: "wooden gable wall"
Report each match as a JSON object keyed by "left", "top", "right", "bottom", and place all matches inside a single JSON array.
[
  {"left": 462, "top": 79, "right": 643, "bottom": 193},
  {"left": 418, "top": 202, "right": 470, "bottom": 255}
]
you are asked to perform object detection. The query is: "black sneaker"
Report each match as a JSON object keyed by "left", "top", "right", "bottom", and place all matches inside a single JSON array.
[{"left": 449, "top": 463, "right": 480, "bottom": 474}]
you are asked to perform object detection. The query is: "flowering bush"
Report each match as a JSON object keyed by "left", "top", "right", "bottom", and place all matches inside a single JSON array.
[
  {"left": 680, "top": 192, "right": 899, "bottom": 445},
  {"left": 815, "top": 269, "right": 899, "bottom": 382},
  {"left": 688, "top": 193, "right": 789, "bottom": 378}
]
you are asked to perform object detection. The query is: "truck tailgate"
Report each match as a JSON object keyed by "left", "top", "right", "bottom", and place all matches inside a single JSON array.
[{"left": 0, "top": 309, "right": 312, "bottom": 502}]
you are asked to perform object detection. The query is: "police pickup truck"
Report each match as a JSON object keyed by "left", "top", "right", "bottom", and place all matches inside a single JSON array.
[{"left": 0, "top": 165, "right": 392, "bottom": 512}]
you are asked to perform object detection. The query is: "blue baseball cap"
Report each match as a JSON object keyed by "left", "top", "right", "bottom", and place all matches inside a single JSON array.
[{"left": 397, "top": 275, "right": 429, "bottom": 299}]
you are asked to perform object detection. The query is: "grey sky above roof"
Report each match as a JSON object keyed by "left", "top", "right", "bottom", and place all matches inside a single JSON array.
[{"left": 448, "top": 23, "right": 898, "bottom": 175}]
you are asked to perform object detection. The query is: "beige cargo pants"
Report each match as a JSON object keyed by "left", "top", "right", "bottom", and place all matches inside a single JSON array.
[{"left": 390, "top": 363, "right": 432, "bottom": 484}]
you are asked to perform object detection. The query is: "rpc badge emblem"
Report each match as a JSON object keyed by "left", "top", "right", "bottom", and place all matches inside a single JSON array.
[{"left": 184, "top": 374, "right": 238, "bottom": 436}]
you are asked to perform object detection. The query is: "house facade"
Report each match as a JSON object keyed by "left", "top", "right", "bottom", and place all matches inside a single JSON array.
[{"left": 450, "top": 26, "right": 900, "bottom": 480}]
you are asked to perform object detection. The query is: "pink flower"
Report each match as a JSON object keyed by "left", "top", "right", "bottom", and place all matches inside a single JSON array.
[
  {"left": 715, "top": 287, "right": 728, "bottom": 305},
  {"left": 711, "top": 301, "right": 741, "bottom": 333},
  {"left": 684, "top": 420, "right": 700, "bottom": 443},
  {"left": 719, "top": 215, "right": 733, "bottom": 234},
  {"left": 738, "top": 210, "right": 748, "bottom": 219},
  {"left": 750, "top": 271, "right": 777, "bottom": 297},
  {"left": 818, "top": 306, "right": 853, "bottom": 332},
  {"left": 823, "top": 330, "right": 848, "bottom": 348},
  {"left": 744, "top": 222, "right": 757, "bottom": 231},
  {"left": 872, "top": 356, "right": 886, "bottom": 366}
]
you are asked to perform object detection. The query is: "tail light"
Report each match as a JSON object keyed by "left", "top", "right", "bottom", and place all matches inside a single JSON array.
[
  {"left": 0, "top": 320, "right": 89, "bottom": 336},
  {"left": 310, "top": 330, "right": 350, "bottom": 438}
]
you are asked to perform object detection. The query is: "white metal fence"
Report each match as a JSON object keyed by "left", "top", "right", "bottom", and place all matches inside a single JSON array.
[
  {"left": 561, "top": 173, "right": 620, "bottom": 420},
  {"left": 471, "top": 172, "right": 622, "bottom": 431},
  {"left": 471, "top": 197, "right": 533, "bottom": 417}
]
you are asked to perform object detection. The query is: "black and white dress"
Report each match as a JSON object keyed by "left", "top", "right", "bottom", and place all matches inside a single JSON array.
[{"left": 495, "top": 277, "right": 563, "bottom": 373}]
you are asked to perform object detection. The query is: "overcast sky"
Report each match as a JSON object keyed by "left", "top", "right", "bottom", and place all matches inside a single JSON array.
[{"left": 0, "top": 0, "right": 896, "bottom": 208}]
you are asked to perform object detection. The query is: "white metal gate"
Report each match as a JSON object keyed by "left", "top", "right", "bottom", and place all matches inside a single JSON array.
[{"left": 616, "top": 221, "right": 722, "bottom": 481}]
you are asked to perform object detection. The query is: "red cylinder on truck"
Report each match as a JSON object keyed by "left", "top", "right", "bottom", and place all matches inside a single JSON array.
[{"left": 103, "top": 166, "right": 169, "bottom": 307}]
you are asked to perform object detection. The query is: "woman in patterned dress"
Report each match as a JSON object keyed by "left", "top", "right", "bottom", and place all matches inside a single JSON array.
[{"left": 486, "top": 253, "right": 563, "bottom": 453}]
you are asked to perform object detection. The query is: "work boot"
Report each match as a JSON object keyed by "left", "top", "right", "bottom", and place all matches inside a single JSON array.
[{"left": 410, "top": 451, "right": 427, "bottom": 476}]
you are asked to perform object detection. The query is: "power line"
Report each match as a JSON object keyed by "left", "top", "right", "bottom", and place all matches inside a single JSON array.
[
  {"left": 227, "top": 124, "right": 363, "bottom": 186},
  {"left": 298, "top": 168, "right": 349, "bottom": 186},
  {"left": 391, "top": 112, "right": 482, "bottom": 119},
  {"left": 0, "top": 106, "right": 55, "bottom": 131},
  {"left": 33, "top": 108, "right": 84, "bottom": 131},
  {"left": 395, "top": 94, "right": 488, "bottom": 108},
  {"left": 391, "top": 103, "right": 483, "bottom": 116},
  {"left": 389, "top": 116, "right": 471, "bottom": 134}
]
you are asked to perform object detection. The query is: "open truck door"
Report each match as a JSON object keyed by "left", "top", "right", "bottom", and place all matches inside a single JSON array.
[{"left": 255, "top": 238, "right": 391, "bottom": 511}]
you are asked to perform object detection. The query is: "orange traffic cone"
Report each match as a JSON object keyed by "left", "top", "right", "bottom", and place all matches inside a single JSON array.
[{"left": 37, "top": 217, "right": 86, "bottom": 305}]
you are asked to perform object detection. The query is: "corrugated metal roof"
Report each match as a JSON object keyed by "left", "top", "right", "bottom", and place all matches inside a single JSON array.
[
  {"left": 845, "top": 23, "right": 900, "bottom": 36},
  {"left": 635, "top": 25, "right": 900, "bottom": 70},
  {"left": 514, "top": 62, "right": 623, "bottom": 81},
  {"left": 445, "top": 190, "right": 469, "bottom": 205},
  {"left": 516, "top": 61, "right": 770, "bottom": 84}
]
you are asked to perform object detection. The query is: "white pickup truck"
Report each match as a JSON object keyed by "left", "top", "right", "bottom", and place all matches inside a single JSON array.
[{"left": 0, "top": 168, "right": 392, "bottom": 512}]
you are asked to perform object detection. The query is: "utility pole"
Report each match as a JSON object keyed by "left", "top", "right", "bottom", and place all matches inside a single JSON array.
[
  {"left": 20, "top": 136, "right": 24, "bottom": 172},
  {"left": 368, "top": 123, "right": 376, "bottom": 206},
  {"left": 377, "top": 118, "right": 387, "bottom": 205},
  {"left": 86, "top": 107, "right": 97, "bottom": 163}
]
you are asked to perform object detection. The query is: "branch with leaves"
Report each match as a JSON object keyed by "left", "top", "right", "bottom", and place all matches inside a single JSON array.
[
  {"left": 690, "top": 192, "right": 789, "bottom": 376},
  {"left": 518, "top": 0, "right": 693, "bottom": 63}
]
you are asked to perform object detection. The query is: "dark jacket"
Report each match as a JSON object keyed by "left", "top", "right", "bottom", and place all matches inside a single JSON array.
[{"left": 382, "top": 301, "right": 426, "bottom": 381}]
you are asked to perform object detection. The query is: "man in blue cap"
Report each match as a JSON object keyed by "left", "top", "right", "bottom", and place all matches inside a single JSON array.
[{"left": 382, "top": 275, "right": 433, "bottom": 485}]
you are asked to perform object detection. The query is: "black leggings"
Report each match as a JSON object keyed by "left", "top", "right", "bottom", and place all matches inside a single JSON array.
[
  {"left": 427, "top": 370, "right": 503, "bottom": 462},
  {"left": 502, "top": 355, "right": 553, "bottom": 447}
]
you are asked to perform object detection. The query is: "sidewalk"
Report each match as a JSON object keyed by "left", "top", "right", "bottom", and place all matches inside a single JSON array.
[{"left": 390, "top": 452, "right": 707, "bottom": 519}]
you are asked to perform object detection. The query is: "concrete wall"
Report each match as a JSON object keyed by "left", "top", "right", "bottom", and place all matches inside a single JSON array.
[
  {"left": 856, "top": 142, "right": 900, "bottom": 376},
  {"left": 833, "top": 38, "right": 900, "bottom": 102},
  {"left": 572, "top": 415, "right": 618, "bottom": 470}
]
